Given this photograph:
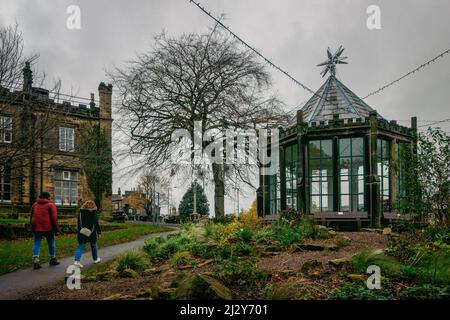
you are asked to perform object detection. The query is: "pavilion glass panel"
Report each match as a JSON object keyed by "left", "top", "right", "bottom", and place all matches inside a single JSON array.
[
  {"left": 308, "top": 139, "right": 333, "bottom": 213},
  {"left": 339, "top": 137, "right": 365, "bottom": 212}
]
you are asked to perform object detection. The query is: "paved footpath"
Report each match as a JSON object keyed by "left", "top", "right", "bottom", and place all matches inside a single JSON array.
[{"left": 0, "top": 229, "right": 178, "bottom": 300}]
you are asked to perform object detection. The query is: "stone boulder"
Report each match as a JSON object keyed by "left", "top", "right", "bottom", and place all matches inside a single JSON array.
[
  {"left": 329, "top": 257, "right": 354, "bottom": 272},
  {"left": 326, "top": 244, "right": 339, "bottom": 251},
  {"left": 346, "top": 274, "right": 366, "bottom": 284},
  {"left": 334, "top": 235, "right": 352, "bottom": 247},
  {"left": 301, "top": 259, "right": 325, "bottom": 275},
  {"left": 298, "top": 243, "right": 326, "bottom": 251}
]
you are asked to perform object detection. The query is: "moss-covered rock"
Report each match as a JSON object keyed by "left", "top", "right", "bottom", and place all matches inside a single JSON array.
[
  {"left": 265, "top": 282, "right": 313, "bottom": 300},
  {"left": 334, "top": 235, "right": 351, "bottom": 247},
  {"left": 301, "top": 259, "right": 324, "bottom": 275},
  {"left": 329, "top": 257, "right": 354, "bottom": 272}
]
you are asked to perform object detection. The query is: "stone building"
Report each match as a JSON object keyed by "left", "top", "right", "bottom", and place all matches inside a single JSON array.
[
  {"left": 0, "top": 62, "right": 113, "bottom": 216},
  {"left": 257, "top": 48, "right": 417, "bottom": 228}
]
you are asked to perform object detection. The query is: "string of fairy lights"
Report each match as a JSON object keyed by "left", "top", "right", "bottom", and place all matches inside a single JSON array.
[{"left": 188, "top": 0, "right": 450, "bottom": 129}]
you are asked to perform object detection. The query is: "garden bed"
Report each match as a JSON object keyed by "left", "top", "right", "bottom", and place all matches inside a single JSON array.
[{"left": 18, "top": 213, "right": 450, "bottom": 300}]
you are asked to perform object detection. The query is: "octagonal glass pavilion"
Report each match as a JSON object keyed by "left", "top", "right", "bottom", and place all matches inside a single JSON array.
[{"left": 256, "top": 53, "right": 417, "bottom": 228}]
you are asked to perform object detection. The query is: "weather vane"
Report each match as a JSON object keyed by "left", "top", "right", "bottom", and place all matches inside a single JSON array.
[{"left": 317, "top": 45, "right": 348, "bottom": 77}]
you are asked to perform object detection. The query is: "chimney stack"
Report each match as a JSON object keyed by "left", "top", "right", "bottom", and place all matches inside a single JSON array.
[
  {"left": 23, "top": 61, "right": 33, "bottom": 93},
  {"left": 90, "top": 93, "right": 95, "bottom": 108},
  {"left": 98, "top": 82, "right": 113, "bottom": 146}
]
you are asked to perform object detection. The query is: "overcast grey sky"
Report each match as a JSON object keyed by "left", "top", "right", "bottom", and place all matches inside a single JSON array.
[{"left": 1, "top": 0, "right": 449, "bottom": 214}]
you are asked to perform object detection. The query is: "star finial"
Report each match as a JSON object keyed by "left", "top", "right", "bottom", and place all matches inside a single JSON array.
[{"left": 317, "top": 45, "right": 348, "bottom": 78}]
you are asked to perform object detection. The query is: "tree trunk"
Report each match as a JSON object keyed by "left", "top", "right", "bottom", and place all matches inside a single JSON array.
[{"left": 212, "top": 163, "right": 225, "bottom": 218}]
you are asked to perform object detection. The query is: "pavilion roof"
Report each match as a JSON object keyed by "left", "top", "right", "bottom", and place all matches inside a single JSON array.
[{"left": 299, "top": 75, "right": 381, "bottom": 124}]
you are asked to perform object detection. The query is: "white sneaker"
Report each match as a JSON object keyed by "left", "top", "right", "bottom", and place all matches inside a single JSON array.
[
  {"left": 74, "top": 261, "right": 84, "bottom": 268},
  {"left": 94, "top": 258, "right": 101, "bottom": 264}
]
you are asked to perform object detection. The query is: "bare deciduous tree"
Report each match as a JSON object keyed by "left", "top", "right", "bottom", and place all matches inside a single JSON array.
[
  {"left": 112, "top": 26, "right": 288, "bottom": 217},
  {"left": 138, "top": 169, "right": 169, "bottom": 222}
]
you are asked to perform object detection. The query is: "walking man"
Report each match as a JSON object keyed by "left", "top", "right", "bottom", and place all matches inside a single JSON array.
[{"left": 30, "top": 192, "right": 60, "bottom": 269}]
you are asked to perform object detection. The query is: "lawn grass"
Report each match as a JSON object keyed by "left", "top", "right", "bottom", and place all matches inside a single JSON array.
[
  {"left": 0, "top": 223, "right": 172, "bottom": 275},
  {"left": 0, "top": 218, "right": 29, "bottom": 225}
]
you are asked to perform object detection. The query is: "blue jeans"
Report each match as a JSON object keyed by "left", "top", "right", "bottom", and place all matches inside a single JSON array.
[
  {"left": 74, "top": 242, "right": 98, "bottom": 261},
  {"left": 32, "top": 232, "right": 56, "bottom": 259}
]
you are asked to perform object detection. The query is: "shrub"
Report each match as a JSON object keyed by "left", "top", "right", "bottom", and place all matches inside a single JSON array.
[
  {"left": 328, "top": 283, "right": 394, "bottom": 300},
  {"left": 0, "top": 224, "right": 17, "bottom": 240},
  {"left": 204, "top": 221, "right": 217, "bottom": 239},
  {"left": 278, "top": 208, "right": 302, "bottom": 224},
  {"left": 387, "top": 235, "right": 421, "bottom": 264},
  {"left": 143, "top": 237, "right": 165, "bottom": 255},
  {"left": 238, "top": 228, "right": 253, "bottom": 243},
  {"left": 216, "top": 243, "right": 233, "bottom": 260},
  {"left": 158, "top": 240, "right": 182, "bottom": 260},
  {"left": 217, "top": 220, "right": 242, "bottom": 243},
  {"left": 401, "top": 265, "right": 419, "bottom": 282},
  {"left": 298, "top": 216, "right": 329, "bottom": 239},
  {"left": 212, "top": 214, "right": 235, "bottom": 224},
  {"left": 423, "top": 226, "right": 450, "bottom": 245},
  {"left": 214, "top": 259, "right": 269, "bottom": 286},
  {"left": 277, "top": 225, "right": 302, "bottom": 245},
  {"left": 414, "top": 250, "right": 450, "bottom": 285},
  {"left": 144, "top": 233, "right": 201, "bottom": 262},
  {"left": 351, "top": 249, "right": 401, "bottom": 277},
  {"left": 270, "top": 217, "right": 329, "bottom": 245},
  {"left": 238, "top": 209, "right": 261, "bottom": 229},
  {"left": 399, "top": 284, "right": 450, "bottom": 300},
  {"left": 115, "top": 250, "right": 149, "bottom": 275},
  {"left": 235, "top": 241, "right": 252, "bottom": 256},
  {"left": 391, "top": 220, "right": 416, "bottom": 233},
  {"left": 170, "top": 251, "right": 195, "bottom": 267},
  {"left": 254, "top": 226, "right": 274, "bottom": 244},
  {"left": 187, "top": 242, "right": 212, "bottom": 259}
]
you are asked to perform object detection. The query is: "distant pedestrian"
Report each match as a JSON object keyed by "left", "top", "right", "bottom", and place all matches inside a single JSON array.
[
  {"left": 30, "top": 192, "right": 60, "bottom": 270},
  {"left": 73, "top": 200, "right": 102, "bottom": 267}
]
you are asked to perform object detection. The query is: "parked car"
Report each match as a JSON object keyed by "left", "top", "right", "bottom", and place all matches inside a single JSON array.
[{"left": 112, "top": 210, "right": 126, "bottom": 223}]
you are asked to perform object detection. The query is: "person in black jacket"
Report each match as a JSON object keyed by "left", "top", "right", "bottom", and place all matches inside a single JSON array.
[{"left": 73, "top": 200, "right": 101, "bottom": 267}]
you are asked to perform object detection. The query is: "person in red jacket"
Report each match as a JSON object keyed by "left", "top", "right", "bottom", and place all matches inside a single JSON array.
[{"left": 30, "top": 192, "right": 60, "bottom": 269}]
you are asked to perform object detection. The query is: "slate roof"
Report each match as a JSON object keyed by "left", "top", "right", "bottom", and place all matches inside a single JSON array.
[{"left": 299, "top": 75, "right": 381, "bottom": 124}]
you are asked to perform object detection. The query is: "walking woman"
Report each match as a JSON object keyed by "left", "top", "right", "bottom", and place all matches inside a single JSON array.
[{"left": 74, "top": 200, "right": 101, "bottom": 267}]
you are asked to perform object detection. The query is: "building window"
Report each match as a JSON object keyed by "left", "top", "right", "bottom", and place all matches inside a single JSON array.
[
  {"left": 59, "top": 127, "right": 74, "bottom": 152},
  {"left": 269, "top": 169, "right": 281, "bottom": 214},
  {"left": 54, "top": 170, "right": 78, "bottom": 206},
  {"left": 284, "top": 144, "right": 297, "bottom": 209},
  {"left": 309, "top": 139, "right": 333, "bottom": 213},
  {"left": 396, "top": 142, "right": 408, "bottom": 212},
  {"left": 377, "top": 139, "right": 390, "bottom": 212},
  {"left": 0, "top": 116, "right": 12, "bottom": 143},
  {"left": 339, "top": 137, "right": 365, "bottom": 212},
  {"left": 0, "top": 163, "right": 12, "bottom": 202}
]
